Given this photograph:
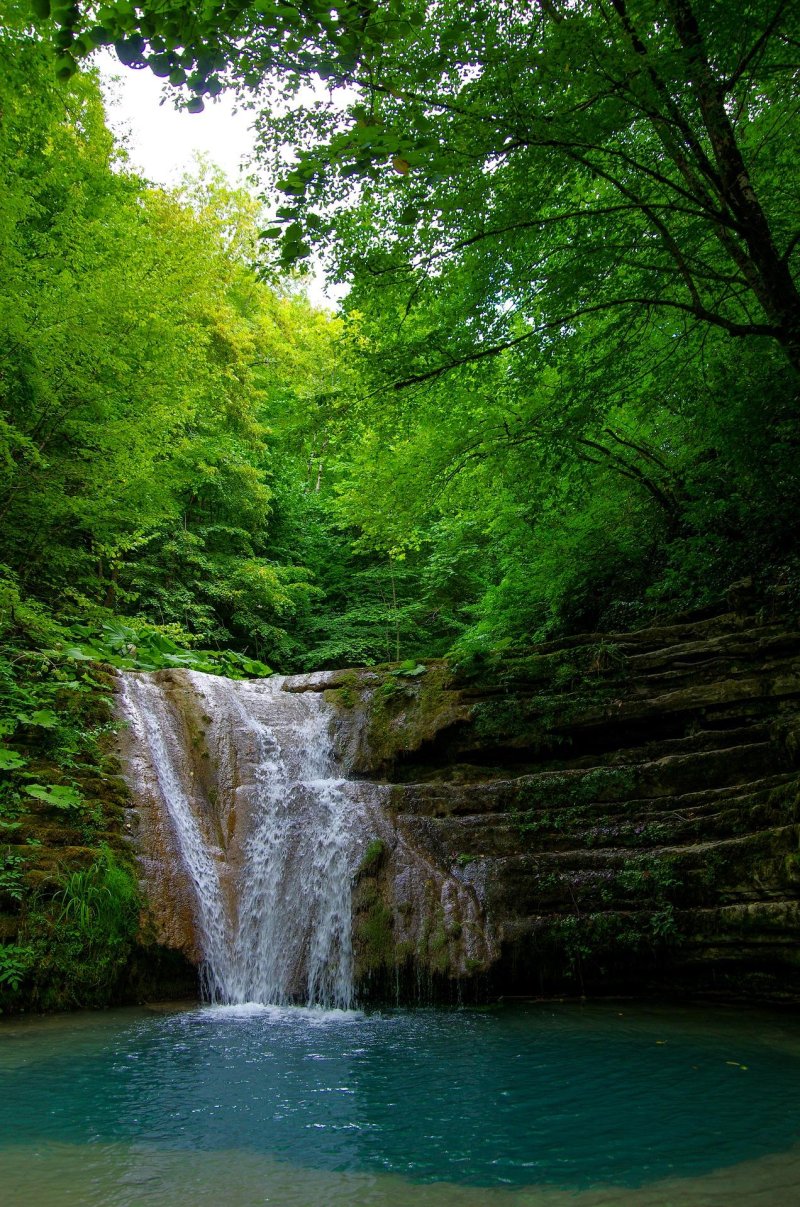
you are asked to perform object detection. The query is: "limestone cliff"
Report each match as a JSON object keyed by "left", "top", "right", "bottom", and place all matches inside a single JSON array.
[
  {"left": 319, "top": 609, "right": 800, "bottom": 1003},
  {"left": 117, "top": 668, "right": 495, "bottom": 1004}
]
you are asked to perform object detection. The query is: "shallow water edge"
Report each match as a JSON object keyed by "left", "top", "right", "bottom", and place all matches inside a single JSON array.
[{"left": 3, "top": 1141, "right": 800, "bottom": 1207}]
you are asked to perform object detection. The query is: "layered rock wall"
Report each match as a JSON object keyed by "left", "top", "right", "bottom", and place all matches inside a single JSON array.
[
  {"left": 107, "top": 608, "right": 800, "bottom": 1005},
  {"left": 324, "top": 611, "right": 800, "bottom": 1002}
]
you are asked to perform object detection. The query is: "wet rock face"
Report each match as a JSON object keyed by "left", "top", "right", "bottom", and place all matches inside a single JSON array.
[
  {"left": 329, "top": 612, "right": 800, "bottom": 1003},
  {"left": 117, "top": 670, "right": 231, "bottom": 966},
  {"left": 117, "top": 668, "right": 495, "bottom": 1003},
  {"left": 118, "top": 610, "right": 800, "bottom": 1005},
  {"left": 349, "top": 817, "right": 496, "bottom": 998}
]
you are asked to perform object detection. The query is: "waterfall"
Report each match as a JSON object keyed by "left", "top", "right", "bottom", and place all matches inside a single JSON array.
[{"left": 118, "top": 671, "right": 365, "bottom": 1008}]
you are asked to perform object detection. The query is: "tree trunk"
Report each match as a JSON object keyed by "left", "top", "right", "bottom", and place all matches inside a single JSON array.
[{"left": 666, "top": 0, "right": 800, "bottom": 371}]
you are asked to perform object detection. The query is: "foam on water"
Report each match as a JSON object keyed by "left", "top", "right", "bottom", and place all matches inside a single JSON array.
[{"left": 197, "top": 1003, "right": 365, "bottom": 1024}]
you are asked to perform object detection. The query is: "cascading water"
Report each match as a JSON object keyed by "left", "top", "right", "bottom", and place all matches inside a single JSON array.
[
  {"left": 118, "top": 666, "right": 495, "bottom": 1009},
  {"left": 118, "top": 671, "right": 365, "bottom": 1008}
]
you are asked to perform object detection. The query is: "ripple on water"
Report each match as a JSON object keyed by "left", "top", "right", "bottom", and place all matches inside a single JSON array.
[{"left": 1, "top": 1001, "right": 800, "bottom": 1204}]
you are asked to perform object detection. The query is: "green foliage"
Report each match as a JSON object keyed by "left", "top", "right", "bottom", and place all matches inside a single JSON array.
[
  {"left": 392, "top": 661, "right": 427, "bottom": 678},
  {"left": 508, "top": 769, "right": 639, "bottom": 844},
  {"left": 23, "top": 784, "right": 83, "bottom": 810},
  {"left": 0, "top": 849, "right": 26, "bottom": 903},
  {"left": 546, "top": 903, "right": 682, "bottom": 984},
  {"left": 650, "top": 905, "right": 679, "bottom": 942},
  {"left": 0, "top": 581, "right": 114, "bottom": 834},
  {"left": 24, "top": 0, "right": 800, "bottom": 663},
  {"left": 53, "top": 848, "right": 138, "bottom": 940},
  {"left": 6, "top": 848, "right": 141, "bottom": 1009},
  {"left": 54, "top": 620, "right": 273, "bottom": 679},
  {"left": 0, "top": 944, "right": 34, "bottom": 992},
  {"left": 38, "top": 0, "right": 415, "bottom": 114},
  {"left": 0, "top": 31, "right": 342, "bottom": 672},
  {"left": 217, "top": 0, "right": 800, "bottom": 645},
  {"left": 0, "top": 749, "right": 26, "bottom": 771},
  {"left": 614, "top": 857, "right": 682, "bottom": 899},
  {"left": 1, "top": 22, "right": 468, "bottom": 675}
]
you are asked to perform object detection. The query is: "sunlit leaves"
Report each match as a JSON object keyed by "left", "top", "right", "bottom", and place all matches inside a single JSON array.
[
  {"left": 0, "top": 31, "right": 344, "bottom": 670},
  {"left": 35, "top": 0, "right": 430, "bottom": 112}
]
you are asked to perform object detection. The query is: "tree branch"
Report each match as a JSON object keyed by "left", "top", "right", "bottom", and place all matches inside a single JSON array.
[
  {"left": 722, "top": 2, "right": 789, "bottom": 94},
  {"left": 391, "top": 298, "right": 778, "bottom": 390}
]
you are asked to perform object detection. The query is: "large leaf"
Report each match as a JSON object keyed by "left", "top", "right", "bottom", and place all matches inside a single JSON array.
[
  {"left": 24, "top": 784, "right": 84, "bottom": 810},
  {"left": 18, "top": 709, "right": 59, "bottom": 728},
  {"left": 0, "top": 748, "right": 27, "bottom": 771}
]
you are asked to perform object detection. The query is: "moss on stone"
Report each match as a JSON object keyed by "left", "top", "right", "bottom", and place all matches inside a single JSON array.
[
  {"left": 324, "top": 671, "right": 361, "bottom": 710},
  {"left": 356, "top": 661, "right": 466, "bottom": 775},
  {"left": 0, "top": 664, "right": 187, "bottom": 1014},
  {"left": 357, "top": 838, "right": 388, "bottom": 878},
  {"left": 355, "top": 896, "right": 395, "bottom": 975}
]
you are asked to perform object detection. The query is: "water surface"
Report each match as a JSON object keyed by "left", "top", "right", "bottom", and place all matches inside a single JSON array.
[{"left": 2, "top": 1001, "right": 799, "bottom": 1205}]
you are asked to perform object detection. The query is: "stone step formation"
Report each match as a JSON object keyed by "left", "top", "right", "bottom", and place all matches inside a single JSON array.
[
  {"left": 24, "top": 605, "right": 797, "bottom": 1008},
  {"left": 322, "top": 609, "right": 800, "bottom": 1003}
]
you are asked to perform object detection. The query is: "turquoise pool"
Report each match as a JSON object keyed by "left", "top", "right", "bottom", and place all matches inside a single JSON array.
[{"left": 1, "top": 1000, "right": 799, "bottom": 1205}]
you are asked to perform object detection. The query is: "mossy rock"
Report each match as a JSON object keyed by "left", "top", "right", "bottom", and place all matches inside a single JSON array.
[
  {"left": 356, "top": 838, "right": 388, "bottom": 878},
  {"left": 353, "top": 894, "right": 395, "bottom": 977}
]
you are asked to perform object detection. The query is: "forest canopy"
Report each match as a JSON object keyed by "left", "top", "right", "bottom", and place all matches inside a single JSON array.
[{"left": 4, "top": 0, "right": 800, "bottom": 670}]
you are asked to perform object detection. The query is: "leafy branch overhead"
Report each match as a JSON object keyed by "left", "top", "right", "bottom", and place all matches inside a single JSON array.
[
  {"left": 7, "top": 0, "right": 799, "bottom": 663},
  {"left": 36, "top": 1, "right": 421, "bottom": 98},
  {"left": 39, "top": 1, "right": 800, "bottom": 376}
]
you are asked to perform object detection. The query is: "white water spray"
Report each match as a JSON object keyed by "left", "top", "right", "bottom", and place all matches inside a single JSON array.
[{"left": 118, "top": 671, "right": 364, "bottom": 1008}]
